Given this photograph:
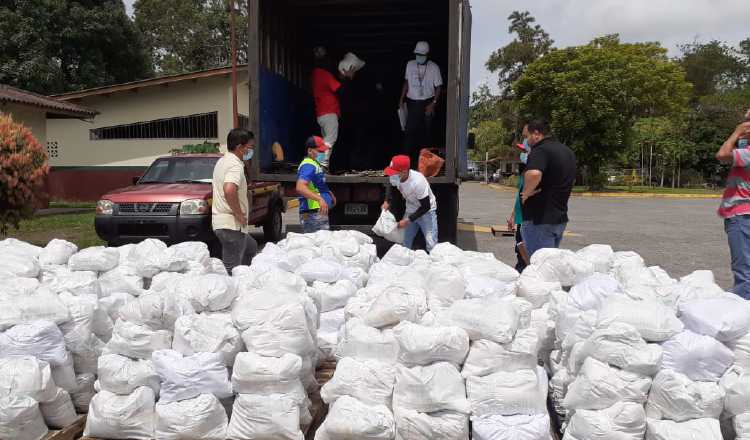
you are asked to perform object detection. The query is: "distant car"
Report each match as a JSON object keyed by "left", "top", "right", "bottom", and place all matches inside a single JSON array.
[
  {"left": 95, "top": 153, "right": 285, "bottom": 253},
  {"left": 492, "top": 170, "right": 501, "bottom": 182}
]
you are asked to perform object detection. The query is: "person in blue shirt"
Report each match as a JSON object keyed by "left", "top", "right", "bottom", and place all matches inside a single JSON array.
[
  {"left": 507, "top": 136, "right": 531, "bottom": 272},
  {"left": 296, "top": 136, "right": 337, "bottom": 233}
]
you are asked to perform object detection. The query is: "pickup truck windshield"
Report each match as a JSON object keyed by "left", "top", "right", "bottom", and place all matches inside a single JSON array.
[{"left": 138, "top": 157, "right": 218, "bottom": 184}]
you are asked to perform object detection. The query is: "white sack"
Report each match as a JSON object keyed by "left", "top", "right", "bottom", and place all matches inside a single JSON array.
[
  {"left": 97, "top": 354, "right": 160, "bottom": 395},
  {"left": 564, "top": 402, "right": 645, "bottom": 440},
  {"left": 458, "top": 258, "right": 519, "bottom": 284},
  {"left": 661, "top": 330, "right": 734, "bottom": 381},
  {"left": 70, "top": 373, "right": 95, "bottom": 413},
  {"left": 334, "top": 318, "right": 399, "bottom": 363},
  {"left": 437, "top": 297, "right": 519, "bottom": 344},
  {"left": 565, "top": 273, "right": 623, "bottom": 312},
  {"left": 98, "top": 292, "right": 136, "bottom": 322},
  {"left": 382, "top": 244, "right": 419, "bottom": 266},
  {"left": 528, "top": 248, "right": 594, "bottom": 286},
  {"left": 393, "top": 362, "right": 470, "bottom": 413},
  {"left": 71, "top": 334, "right": 104, "bottom": 374},
  {"left": 231, "top": 352, "right": 302, "bottom": 395},
  {"left": 173, "top": 313, "right": 243, "bottom": 366},
  {"left": 99, "top": 264, "right": 144, "bottom": 296},
  {"left": 393, "top": 321, "right": 469, "bottom": 366},
  {"left": 0, "top": 238, "right": 42, "bottom": 258},
  {"left": 41, "top": 267, "right": 101, "bottom": 296},
  {"left": 240, "top": 302, "right": 316, "bottom": 358},
  {"left": 180, "top": 274, "right": 238, "bottom": 313},
  {"left": 0, "top": 356, "right": 56, "bottom": 403},
  {"left": 0, "top": 320, "right": 70, "bottom": 366},
  {"left": 471, "top": 414, "right": 551, "bottom": 440},
  {"left": 576, "top": 322, "right": 663, "bottom": 376},
  {"left": 104, "top": 319, "right": 172, "bottom": 359},
  {"left": 0, "top": 395, "right": 48, "bottom": 440},
  {"left": 149, "top": 271, "right": 186, "bottom": 292},
  {"left": 373, "top": 209, "right": 405, "bottom": 244},
  {"left": 735, "top": 412, "right": 750, "bottom": 439},
  {"left": 645, "top": 369, "right": 724, "bottom": 422},
  {"left": 155, "top": 393, "right": 228, "bottom": 440},
  {"left": 84, "top": 387, "right": 156, "bottom": 440},
  {"left": 730, "top": 331, "right": 750, "bottom": 369},
  {"left": 576, "top": 244, "right": 615, "bottom": 273},
  {"left": 39, "top": 387, "right": 77, "bottom": 428},
  {"left": 720, "top": 365, "right": 750, "bottom": 417},
  {"left": 309, "top": 279, "right": 357, "bottom": 313},
  {"left": 463, "top": 275, "right": 516, "bottom": 299},
  {"left": 562, "top": 357, "right": 652, "bottom": 411},
  {"left": 680, "top": 295, "right": 750, "bottom": 341},
  {"left": 296, "top": 257, "right": 344, "bottom": 284},
  {"left": 597, "top": 296, "right": 684, "bottom": 342},
  {"left": 425, "top": 264, "right": 467, "bottom": 309},
  {"left": 68, "top": 246, "right": 119, "bottom": 272},
  {"left": 645, "top": 418, "right": 722, "bottom": 440},
  {"left": 364, "top": 284, "right": 428, "bottom": 328},
  {"left": 466, "top": 367, "right": 548, "bottom": 417},
  {"left": 394, "top": 408, "right": 468, "bottom": 440},
  {"left": 316, "top": 395, "right": 394, "bottom": 440},
  {"left": 152, "top": 350, "right": 232, "bottom": 403},
  {"left": 169, "top": 241, "right": 210, "bottom": 264},
  {"left": 129, "top": 238, "right": 168, "bottom": 277},
  {"left": 517, "top": 267, "right": 562, "bottom": 308},
  {"left": 226, "top": 393, "right": 303, "bottom": 440},
  {"left": 57, "top": 292, "right": 105, "bottom": 351},
  {"left": 0, "top": 275, "right": 38, "bottom": 296},
  {"left": 318, "top": 308, "right": 345, "bottom": 360},
  {"left": 117, "top": 289, "right": 195, "bottom": 330},
  {"left": 39, "top": 239, "right": 78, "bottom": 266},
  {"left": 0, "top": 287, "right": 69, "bottom": 329},
  {"left": 50, "top": 355, "right": 77, "bottom": 392},
  {"left": 320, "top": 357, "right": 395, "bottom": 407},
  {"left": 461, "top": 329, "right": 540, "bottom": 377},
  {"left": 0, "top": 252, "right": 40, "bottom": 278}
]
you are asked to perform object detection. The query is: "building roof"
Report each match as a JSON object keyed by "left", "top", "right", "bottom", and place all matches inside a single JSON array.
[
  {"left": 54, "top": 65, "right": 247, "bottom": 101},
  {"left": 0, "top": 84, "right": 98, "bottom": 119}
]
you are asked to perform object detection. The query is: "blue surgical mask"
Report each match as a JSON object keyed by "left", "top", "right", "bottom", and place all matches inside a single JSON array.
[
  {"left": 520, "top": 152, "right": 528, "bottom": 164},
  {"left": 243, "top": 149, "right": 254, "bottom": 161},
  {"left": 316, "top": 152, "right": 327, "bottom": 163},
  {"left": 389, "top": 175, "right": 401, "bottom": 186},
  {"left": 416, "top": 55, "right": 428, "bottom": 65},
  {"left": 523, "top": 139, "right": 529, "bottom": 150},
  {"left": 739, "top": 139, "right": 749, "bottom": 149}
]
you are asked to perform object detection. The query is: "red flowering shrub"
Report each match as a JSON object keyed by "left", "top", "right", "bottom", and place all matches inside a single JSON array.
[{"left": 0, "top": 113, "right": 49, "bottom": 234}]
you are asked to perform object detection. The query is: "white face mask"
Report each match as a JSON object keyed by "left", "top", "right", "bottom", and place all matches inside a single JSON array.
[
  {"left": 416, "top": 55, "right": 428, "bottom": 65},
  {"left": 389, "top": 175, "right": 401, "bottom": 186}
]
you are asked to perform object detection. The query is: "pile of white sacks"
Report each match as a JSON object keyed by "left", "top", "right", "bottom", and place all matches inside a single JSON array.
[
  {"left": 314, "top": 242, "right": 555, "bottom": 440},
  {"left": 533, "top": 246, "right": 750, "bottom": 440}
]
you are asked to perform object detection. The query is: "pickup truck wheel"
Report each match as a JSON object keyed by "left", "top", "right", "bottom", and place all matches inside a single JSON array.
[{"left": 263, "top": 202, "right": 283, "bottom": 243}]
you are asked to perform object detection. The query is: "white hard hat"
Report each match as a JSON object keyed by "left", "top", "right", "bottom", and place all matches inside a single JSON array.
[
  {"left": 338, "top": 52, "right": 366, "bottom": 74},
  {"left": 414, "top": 41, "right": 430, "bottom": 55}
]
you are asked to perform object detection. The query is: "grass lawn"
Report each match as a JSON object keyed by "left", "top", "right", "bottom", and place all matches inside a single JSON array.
[
  {"left": 49, "top": 201, "right": 97, "bottom": 209},
  {"left": 2, "top": 212, "right": 104, "bottom": 248},
  {"left": 571, "top": 185, "right": 722, "bottom": 195}
]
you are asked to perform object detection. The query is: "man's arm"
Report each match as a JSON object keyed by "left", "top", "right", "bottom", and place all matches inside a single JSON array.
[
  {"left": 426, "top": 86, "right": 442, "bottom": 116},
  {"left": 521, "top": 170, "right": 542, "bottom": 203},
  {"left": 222, "top": 182, "right": 247, "bottom": 226},
  {"left": 296, "top": 179, "right": 329, "bottom": 215},
  {"left": 407, "top": 196, "right": 431, "bottom": 222},
  {"left": 717, "top": 122, "right": 750, "bottom": 163},
  {"left": 400, "top": 81, "right": 408, "bottom": 104},
  {"left": 382, "top": 184, "right": 394, "bottom": 211}
]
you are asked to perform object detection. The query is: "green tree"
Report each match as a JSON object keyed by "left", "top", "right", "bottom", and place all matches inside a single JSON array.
[
  {"left": 678, "top": 40, "right": 747, "bottom": 99},
  {"left": 514, "top": 35, "right": 691, "bottom": 189},
  {"left": 135, "top": 0, "right": 247, "bottom": 74},
  {"left": 0, "top": 0, "right": 152, "bottom": 94},
  {"left": 486, "top": 10, "right": 553, "bottom": 97},
  {"left": 469, "top": 119, "right": 512, "bottom": 166},
  {"left": 628, "top": 117, "right": 694, "bottom": 188}
]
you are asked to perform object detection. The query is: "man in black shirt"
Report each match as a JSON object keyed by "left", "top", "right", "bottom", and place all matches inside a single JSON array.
[{"left": 520, "top": 119, "right": 577, "bottom": 257}]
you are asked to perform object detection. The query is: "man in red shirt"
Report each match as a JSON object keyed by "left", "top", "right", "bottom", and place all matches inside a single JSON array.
[{"left": 311, "top": 46, "right": 342, "bottom": 169}]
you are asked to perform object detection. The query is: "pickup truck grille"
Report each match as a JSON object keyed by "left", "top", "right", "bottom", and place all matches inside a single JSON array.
[{"left": 116, "top": 202, "right": 177, "bottom": 216}]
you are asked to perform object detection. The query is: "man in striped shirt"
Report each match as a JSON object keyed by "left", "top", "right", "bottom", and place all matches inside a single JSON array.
[{"left": 716, "top": 113, "right": 750, "bottom": 299}]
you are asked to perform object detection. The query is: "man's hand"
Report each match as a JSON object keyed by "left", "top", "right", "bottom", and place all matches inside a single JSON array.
[
  {"left": 734, "top": 121, "right": 750, "bottom": 138},
  {"left": 330, "top": 194, "right": 337, "bottom": 208},
  {"left": 382, "top": 201, "right": 390, "bottom": 211},
  {"left": 319, "top": 199, "right": 329, "bottom": 216},
  {"left": 521, "top": 189, "right": 541, "bottom": 204},
  {"left": 397, "top": 218, "right": 410, "bottom": 229},
  {"left": 425, "top": 102, "right": 436, "bottom": 116},
  {"left": 234, "top": 211, "right": 248, "bottom": 227}
]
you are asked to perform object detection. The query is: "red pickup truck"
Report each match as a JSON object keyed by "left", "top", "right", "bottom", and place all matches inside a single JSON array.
[{"left": 95, "top": 153, "right": 284, "bottom": 252}]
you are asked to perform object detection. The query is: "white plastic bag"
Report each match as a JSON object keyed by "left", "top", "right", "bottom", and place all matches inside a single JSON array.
[
  {"left": 721, "top": 365, "right": 750, "bottom": 417},
  {"left": 334, "top": 318, "right": 399, "bottom": 363},
  {"left": 42, "top": 267, "right": 101, "bottom": 297},
  {"left": 394, "top": 408, "right": 468, "bottom": 440},
  {"left": 517, "top": 268, "right": 562, "bottom": 308},
  {"left": 425, "top": 264, "right": 467, "bottom": 309},
  {"left": 173, "top": 313, "right": 243, "bottom": 366},
  {"left": 563, "top": 358, "right": 651, "bottom": 411},
  {"left": 463, "top": 275, "right": 516, "bottom": 299},
  {"left": 0, "top": 395, "right": 48, "bottom": 440},
  {"left": 97, "top": 354, "right": 160, "bottom": 395},
  {"left": 318, "top": 308, "right": 346, "bottom": 360},
  {"left": 151, "top": 350, "right": 232, "bottom": 403},
  {"left": 393, "top": 362, "right": 470, "bottom": 413},
  {"left": 316, "top": 395, "right": 394, "bottom": 440},
  {"left": 461, "top": 329, "right": 540, "bottom": 377},
  {"left": 99, "top": 264, "right": 144, "bottom": 297},
  {"left": 729, "top": 331, "right": 750, "bottom": 369},
  {"left": 0, "top": 320, "right": 71, "bottom": 366},
  {"left": 39, "top": 387, "right": 78, "bottom": 428},
  {"left": 373, "top": 210, "right": 405, "bottom": 244},
  {"left": 308, "top": 279, "right": 358, "bottom": 313},
  {"left": 645, "top": 418, "right": 722, "bottom": 440},
  {"left": 575, "top": 322, "right": 663, "bottom": 376},
  {"left": 645, "top": 369, "right": 724, "bottom": 422},
  {"left": 471, "top": 413, "right": 550, "bottom": 440},
  {"left": 231, "top": 352, "right": 303, "bottom": 395},
  {"left": 240, "top": 302, "right": 317, "bottom": 358},
  {"left": 104, "top": 319, "right": 172, "bottom": 359},
  {"left": 466, "top": 367, "right": 548, "bottom": 417},
  {"left": 0, "top": 287, "right": 70, "bottom": 329},
  {"left": 155, "top": 393, "right": 228, "bottom": 440},
  {"left": 180, "top": 274, "right": 238, "bottom": 313},
  {"left": 437, "top": 297, "right": 520, "bottom": 344},
  {"left": 564, "top": 402, "right": 645, "bottom": 440},
  {"left": 735, "top": 412, "right": 750, "bottom": 439},
  {"left": 226, "top": 393, "right": 303, "bottom": 440},
  {"left": 84, "top": 387, "right": 156, "bottom": 440},
  {"left": 364, "top": 284, "right": 428, "bottom": 328},
  {"left": 680, "top": 295, "right": 750, "bottom": 341},
  {"left": 597, "top": 297, "right": 684, "bottom": 342},
  {"left": 529, "top": 248, "right": 594, "bottom": 286},
  {"left": 68, "top": 246, "right": 119, "bottom": 272},
  {"left": 70, "top": 373, "right": 95, "bottom": 413},
  {"left": 0, "top": 356, "right": 57, "bottom": 402},
  {"left": 321, "top": 357, "right": 396, "bottom": 407},
  {"left": 661, "top": 330, "right": 734, "bottom": 381},
  {"left": 576, "top": 244, "right": 615, "bottom": 273},
  {"left": 0, "top": 252, "right": 40, "bottom": 279},
  {"left": 393, "top": 322, "right": 469, "bottom": 366},
  {"left": 39, "top": 239, "right": 78, "bottom": 266},
  {"left": 296, "top": 257, "right": 345, "bottom": 284}
]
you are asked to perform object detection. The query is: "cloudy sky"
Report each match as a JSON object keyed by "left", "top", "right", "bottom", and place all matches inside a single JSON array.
[{"left": 123, "top": 0, "right": 748, "bottom": 92}]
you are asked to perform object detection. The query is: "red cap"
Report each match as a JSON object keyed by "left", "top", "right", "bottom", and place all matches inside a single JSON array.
[
  {"left": 384, "top": 155, "right": 410, "bottom": 176},
  {"left": 515, "top": 143, "right": 526, "bottom": 151},
  {"left": 305, "top": 136, "right": 329, "bottom": 152}
]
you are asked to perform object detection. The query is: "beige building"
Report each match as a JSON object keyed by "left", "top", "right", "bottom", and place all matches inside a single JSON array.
[{"left": 48, "top": 66, "right": 249, "bottom": 200}]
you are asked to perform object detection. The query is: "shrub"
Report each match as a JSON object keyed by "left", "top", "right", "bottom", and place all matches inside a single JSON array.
[
  {"left": 0, "top": 113, "right": 49, "bottom": 235},
  {"left": 170, "top": 141, "right": 220, "bottom": 154}
]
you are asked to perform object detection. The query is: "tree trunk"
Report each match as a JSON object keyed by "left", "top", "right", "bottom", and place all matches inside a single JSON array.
[
  {"left": 677, "top": 164, "right": 681, "bottom": 188},
  {"left": 672, "top": 164, "right": 676, "bottom": 189},
  {"left": 587, "top": 160, "right": 606, "bottom": 191},
  {"left": 649, "top": 144, "right": 653, "bottom": 187},
  {"left": 660, "top": 160, "right": 665, "bottom": 187}
]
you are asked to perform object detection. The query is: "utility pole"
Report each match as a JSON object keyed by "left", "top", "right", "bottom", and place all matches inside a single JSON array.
[
  {"left": 228, "top": 0, "right": 239, "bottom": 129},
  {"left": 485, "top": 151, "right": 489, "bottom": 184}
]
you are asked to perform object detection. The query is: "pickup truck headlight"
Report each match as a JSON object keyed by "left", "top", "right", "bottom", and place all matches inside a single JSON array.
[
  {"left": 96, "top": 199, "right": 114, "bottom": 215},
  {"left": 180, "top": 199, "right": 209, "bottom": 215}
]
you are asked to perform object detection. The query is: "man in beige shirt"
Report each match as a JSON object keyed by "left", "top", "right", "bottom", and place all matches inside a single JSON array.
[{"left": 212, "top": 128, "right": 258, "bottom": 271}]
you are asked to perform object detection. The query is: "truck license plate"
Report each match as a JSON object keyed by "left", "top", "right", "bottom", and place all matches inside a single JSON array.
[{"left": 345, "top": 203, "right": 368, "bottom": 216}]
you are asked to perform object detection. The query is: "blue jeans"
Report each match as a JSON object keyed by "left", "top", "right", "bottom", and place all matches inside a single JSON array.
[
  {"left": 521, "top": 221, "right": 567, "bottom": 258},
  {"left": 404, "top": 210, "right": 438, "bottom": 252},
  {"left": 300, "top": 211, "right": 330, "bottom": 233},
  {"left": 725, "top": 215, "right": 750, "bottom": 299}
]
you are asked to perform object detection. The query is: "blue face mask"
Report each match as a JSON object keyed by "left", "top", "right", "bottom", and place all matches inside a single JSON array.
[
  {"left": 416, "top": 55, "right": 428, "bottom": 65},
  {"left": 316, "top": 152, "right": 327, "bottom": 163},
  {"left": 739, "top": 139, "right": 749, "bottom": 149},
  {"left": 520, "top": 152, "right": 528, "bottom": 164},
  {"left": 389, "top": 175, "right": 401, "bottom": 186},
  {"left": 523, "top": 139, "right": 529, "bottom": 150},
  {"left": 243, "top": 149, "right": 254, "bottom": 161}
]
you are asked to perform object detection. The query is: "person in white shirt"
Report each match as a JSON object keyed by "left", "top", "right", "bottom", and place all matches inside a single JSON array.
[
  {"left": 211, "top": 128, "right": 258, "bottom": 271},
  {"left": 400, "top": 40, "right": 443, "bottom": 169},
  {"left": 381, "top": 155, "right": 438, "bottom": 252}
]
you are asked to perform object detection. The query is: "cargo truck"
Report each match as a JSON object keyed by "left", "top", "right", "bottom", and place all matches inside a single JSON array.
[{"left": 245, "top": 0, "right": 472, "bottom": 244}]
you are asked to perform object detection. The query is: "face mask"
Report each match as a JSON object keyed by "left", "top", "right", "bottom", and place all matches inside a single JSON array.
[
  {"left": 739, "top": 139, "right": 749, "bottom": 149},
  {"left": 520, "top": 152, "right": 528, "bottom": 164},
  {"left": 416, "top": 55, "right": 428, "bottom": 65},
  {"left": 243, "top": 149, "right": 254, "bottom": 161},
  {"left": 523, "top": 139, "right": 530, "bottom": 150},
  {"left": 316, "top": 152, "right": 327, "bottom": 163},
  {"left": 389, "top": 175, "right": 401, "bottom": 186}
]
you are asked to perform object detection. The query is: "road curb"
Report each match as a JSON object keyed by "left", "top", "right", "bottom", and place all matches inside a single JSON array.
[{"left": 486, "top": 183, "right": 721, "bottom": 199}]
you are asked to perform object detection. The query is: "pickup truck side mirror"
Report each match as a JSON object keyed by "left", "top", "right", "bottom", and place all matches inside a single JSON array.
[
  {"left": 467, "top": 133, "right": 476, "bottom": 150},
  {"left": 132, "top": 176, "right": 141, "bottom": 185}
]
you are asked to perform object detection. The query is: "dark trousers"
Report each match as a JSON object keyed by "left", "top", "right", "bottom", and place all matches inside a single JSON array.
[
  {"left": 514, "top": 227, "right": 527, "bottom": 273},
  {"left": 405, "top": 98, "right": 434, "bottom": 168},
  {"left": 214, "top": 229, "right": 258, "bottom": 273}
]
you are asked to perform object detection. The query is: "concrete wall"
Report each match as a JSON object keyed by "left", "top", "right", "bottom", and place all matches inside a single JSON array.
[
  {"left": 1, "top": 103, "right": 48, "bottom": 146},
  {"left": 47, "top": 74, "right": 248, "bottom": 168}
]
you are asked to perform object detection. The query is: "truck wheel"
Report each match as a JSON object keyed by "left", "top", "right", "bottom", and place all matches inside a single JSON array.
[{"left": 263, "top": 202, "right": 283, "bottom": 243}]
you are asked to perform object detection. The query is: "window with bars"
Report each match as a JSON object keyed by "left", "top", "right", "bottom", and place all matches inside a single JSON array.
[
  {"left": 238, "top": 114, "right": 250, "bottom": 130},
  {"left": 89, "top": 112, "right": 218, "bottom": 141},
  {"left": 46, "top": 141, "right": 59, "bottom": 158}
]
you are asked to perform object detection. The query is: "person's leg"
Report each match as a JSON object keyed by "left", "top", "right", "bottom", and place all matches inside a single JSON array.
[
  {"left": 317, "top": 114, "right": 339, "bottom": 165},
  {"left": 402, "top": 218, "right": 420, "bottom": 249},
  {"left": 241, "top": 233, "right": 258, "bottom": 266},
  {"left": 424, "top": 110, "right": 434, "bottom": 148},
  {"left": 514, "top": 227, "right": 527, "bottom": 272},
  {"left": 214, "top": 229, "right": 244, "bottom": 273},
  {"left": 405, "top": 100, "right": 426, "bottom": 168},
  {"left": 726, "top": 216, "right": 750, "bottom": 299},
  {"left": 552, "top": 222, "right": 567, "bottom": 248},
  {"left": 313, "top": 212, "right": 330, "bottom": 231},
  {"left": 415, "top": 211, "right": 439, "bottom": 252},
  {"left": 521, "top": 221, "right": 541, "bottom": 258}
]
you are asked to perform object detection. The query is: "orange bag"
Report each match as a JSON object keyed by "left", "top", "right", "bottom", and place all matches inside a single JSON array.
[{"left": 418, "top": 148, "right": 445, "bottom": 177}]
